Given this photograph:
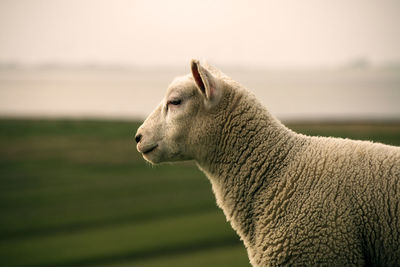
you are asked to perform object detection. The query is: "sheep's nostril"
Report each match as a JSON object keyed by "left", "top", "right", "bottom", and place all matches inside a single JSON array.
[{"left": 135, "top": 133, "right": 142, "bottom": 143}]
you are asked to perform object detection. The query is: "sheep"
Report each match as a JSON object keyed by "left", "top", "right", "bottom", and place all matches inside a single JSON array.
[{"left": 135, "top": 59, "right": 400, "bottom": 266}]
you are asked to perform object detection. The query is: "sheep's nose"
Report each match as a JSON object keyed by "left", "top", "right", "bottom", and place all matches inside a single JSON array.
[{"left": 135, "top": 133, "right": 142, "bottom": 143}]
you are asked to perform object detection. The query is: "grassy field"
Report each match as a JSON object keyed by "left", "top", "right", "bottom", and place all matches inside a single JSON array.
[{"left": 0, "top": 119, "right": 399, "bottom": 267}]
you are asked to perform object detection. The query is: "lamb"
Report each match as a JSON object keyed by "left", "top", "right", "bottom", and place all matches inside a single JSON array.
[{"left": 135, "top": 59, "right": 400, "bottom": 266}]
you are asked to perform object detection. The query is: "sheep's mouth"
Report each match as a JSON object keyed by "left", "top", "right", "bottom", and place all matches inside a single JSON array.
[{"left": 143, "top": 145, "right": 158, "bottom": 155}]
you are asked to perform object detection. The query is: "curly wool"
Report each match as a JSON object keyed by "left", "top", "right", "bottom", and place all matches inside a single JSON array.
[
  {"left": 136, "top": 60, "right": 400, "bottom": 266},
  {"left": 200, "top": 78, "right": 399, "bottom": 266}
]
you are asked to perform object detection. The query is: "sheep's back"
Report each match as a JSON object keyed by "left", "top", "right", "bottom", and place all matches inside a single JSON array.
[
  {"left": 290, "top": 137, "right": 400, "bottom": 265},
  {"left": 250, "top": 136, "right": 400, "bottom": 266}
]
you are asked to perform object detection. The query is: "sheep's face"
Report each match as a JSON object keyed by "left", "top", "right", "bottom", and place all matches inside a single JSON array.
[{"left": 135, "top": 60, "right": 223, "bottom": 164}]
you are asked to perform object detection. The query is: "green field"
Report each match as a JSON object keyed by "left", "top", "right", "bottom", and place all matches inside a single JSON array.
[{"left": 1, "top": 119, "right": 399, "bottom": 267}]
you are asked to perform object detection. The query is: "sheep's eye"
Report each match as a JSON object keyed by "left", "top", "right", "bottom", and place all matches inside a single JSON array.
[{"left": 168, "top": 99, "right": 182, "bottom": 106}]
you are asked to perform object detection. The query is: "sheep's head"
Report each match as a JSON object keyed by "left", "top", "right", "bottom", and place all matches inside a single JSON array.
[{"left": 135, "top": 59, "right": 225, "bottom": 164}]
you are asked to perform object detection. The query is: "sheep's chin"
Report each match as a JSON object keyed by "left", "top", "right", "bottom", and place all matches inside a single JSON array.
[
  {"left": 142, "top": 149, "right": 190, "bottom": 164},
  {"left": 142, "top": 154, "right": 161, "bottom": 164}
]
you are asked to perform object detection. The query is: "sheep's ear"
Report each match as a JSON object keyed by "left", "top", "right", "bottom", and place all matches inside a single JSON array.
[{"left": 191, "top": 59, "right": 221, "bottom": 106}]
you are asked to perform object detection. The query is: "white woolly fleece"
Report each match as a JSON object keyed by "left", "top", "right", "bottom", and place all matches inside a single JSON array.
[{"left": 136, "top": 60, "right": 400, "bottom": 266}]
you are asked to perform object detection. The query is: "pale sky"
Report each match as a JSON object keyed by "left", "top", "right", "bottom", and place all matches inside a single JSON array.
[{"left": 0, "top": 0, "right": 400, "bottom": 67}]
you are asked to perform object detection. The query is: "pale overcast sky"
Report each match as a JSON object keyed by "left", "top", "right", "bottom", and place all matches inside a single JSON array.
[{"left": 0, "top": 0, "right": 399, "bottom": 67}]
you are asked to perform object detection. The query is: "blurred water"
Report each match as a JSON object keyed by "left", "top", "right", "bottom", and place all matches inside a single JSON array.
[{"left": 0, "top": 66, "right": 399, "bottom": 121}]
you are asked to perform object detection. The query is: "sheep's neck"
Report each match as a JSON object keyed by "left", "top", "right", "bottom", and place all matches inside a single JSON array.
[{"left": 197, "top": 104, "right": 301, "bottom": 245}]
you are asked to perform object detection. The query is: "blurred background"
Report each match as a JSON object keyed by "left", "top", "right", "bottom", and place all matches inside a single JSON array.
[{"left": 0, "top": 0, "right": 399, "bottom": 266}]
